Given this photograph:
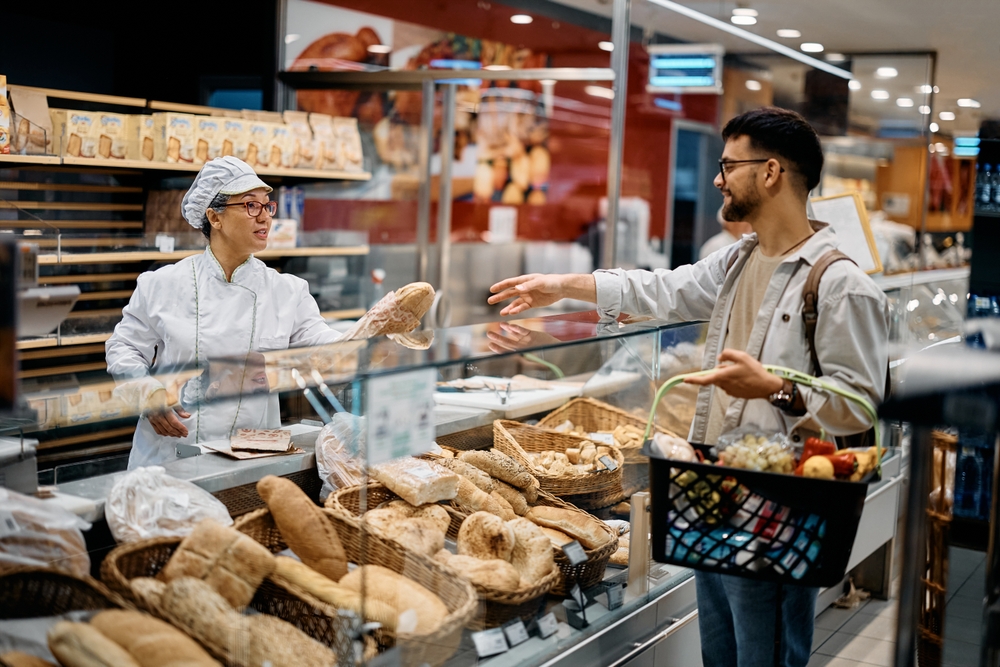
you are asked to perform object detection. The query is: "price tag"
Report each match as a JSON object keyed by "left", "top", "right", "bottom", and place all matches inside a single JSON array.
[
  {"left": 471, "top": 628, "right": 509, "bottom": 657},
  {"left": 589, "top": 432, "right": 615, "bottom": 445},
  {"left": 570, "top": 583, "right": 587, "bottom": 608},
  {"left": 154, "top": 234, "right": 175, "bottom": 253},
  {"left": 537, "top": 612, "right": 559, "bottom": 639},
  {"left": 605, "top": 583, "right": 624, "bottom": 610},
  {"left": 0, "top": 511, "right": 20, "bottom": 538},
  {"left": 365, "top": 368, "right": 437, "bottom": 465},
  {"left": 561, "top": 540, "right": 589, "bottom": 566},
  {"left": 502, "top": 618, "right": 530, "bottom": 647},
  {"left": 598, "top": 455, "right": 618, "bottom": 471}
]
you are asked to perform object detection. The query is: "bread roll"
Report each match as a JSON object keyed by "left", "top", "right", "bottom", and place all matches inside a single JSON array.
[
  {"left": 526, "top": 506, "right": 613, "bottom": 550},
  {"left": 453, "top": 477, "right": 508, "bottom": 518},
  {"left": 275, "top": 556, "right": 397, "bottom": 631},
  {"left": 491, "top": 481, "right": 529, "bottom": 516},
  {"left": 459, "top": 450, "right": 535, "bottom": 491},
  {"left": 457, "top": 512, "right": 515, "bottom": 561},
  {"left": 609, "top": 546, "right": 629, "bottom": 567},
  {"left": 47, "top": 622, "right": 140, "bottom": 667},
  {"left": 257, "top": 475, "right": 348, "bottom": 582},
  {"left": 364, "top": 510, "right": 445, "bottom": 557},
  {"left": 507, "top": 518, "right": 555, "bottom": 586},
  {"left": 434, "top": 458, "right": 495, "bottom": 493},
  {"left": 159, "top": 518, "right": 274, "bottom": 609},
  {"left": 538, "top": 526, "right": 574, "bottom": 548},
  {"left": 339, "top": 565, "right": 448, "bottom": 636},
  {"left": 489, "top": 492, "right": 517, "bottom": 521},
  {"left": 433, "top": 551, "right": 521, "bottom": 592},
  {"left": 412, "top": 504, "right": 451, "bottom": 534},
  {"left": 369, "top": 457, "right": 459, "bottom": 506},
  {"left": 1, "top": 651, "right": 57, "bottom": 667},
  {"left": 90, "top": 610, "right": 220, "bottom": 667}
]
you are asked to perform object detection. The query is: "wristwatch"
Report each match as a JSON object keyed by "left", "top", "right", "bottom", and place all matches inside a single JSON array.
[{"left": 769, "top": 378, "right": 797, "bottom": 411}]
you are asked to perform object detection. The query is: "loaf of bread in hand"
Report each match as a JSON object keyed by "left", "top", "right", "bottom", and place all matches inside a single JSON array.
[
  {"left": 339, "top": 565, "right": 449, "bottom": 636},
  {"left": 433, "top": 550, "right": 521, "bottom": 592},
  {"left": 525, "top": 506, "right": 614, "bottom": 550},
  {"left": 507, "top": 518, "right": 555, "bottom": 586},
  {"left": 457, "top": 512, "right": 515, "bottom": 561},
  {"left": 47, "top": 622, "right": 140, "bottom": 667},
  {"left": 90, "top": 610, "right": 220, "bottom": 667},
  {"left": 257, "top": 475, "right": 348, "bottom": 582},
  {"left": 158, "top": 518, "right": 275, "bottom": 609}
]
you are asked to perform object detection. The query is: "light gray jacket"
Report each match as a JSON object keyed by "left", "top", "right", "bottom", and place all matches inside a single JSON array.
[{"left": 593, "top": 221, "right": 889, "bottom": 444}]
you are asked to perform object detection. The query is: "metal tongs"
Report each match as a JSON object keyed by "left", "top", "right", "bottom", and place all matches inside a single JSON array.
[{"left": 291, "top": 368, "right": 346, "bottom": 425}]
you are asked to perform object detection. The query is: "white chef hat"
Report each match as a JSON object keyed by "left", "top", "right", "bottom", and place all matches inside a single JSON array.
[{"left": 180, "top": 156, "right": 272, "bottom": 228}]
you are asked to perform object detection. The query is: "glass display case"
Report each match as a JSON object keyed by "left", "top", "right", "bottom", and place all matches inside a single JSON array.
[{"left": 1, "top": 315, "right": 709, "bottom": 667}]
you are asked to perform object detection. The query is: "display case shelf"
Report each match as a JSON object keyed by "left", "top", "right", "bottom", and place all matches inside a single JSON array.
[
  {"left": 36, "top": 245, "right": 370, "bottom": 264},
  {"left": 279, "top": 67, "right": 615, "bottom": 91}
]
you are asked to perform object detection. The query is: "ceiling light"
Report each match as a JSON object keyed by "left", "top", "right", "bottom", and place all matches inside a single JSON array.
[
  {"left": 939, "top": 111, "right": 956, "bottom": 121},
  {"left": 929, "top": 122, "right": 940, "bottom": 133},
  {"left": 848, "top": 79, "right": 862, "bottom": 90},
  {"left": 284, "top": 34, "right": 300, "bottom": 44},
  {"left": 875, "top": 67, "right": 898, "bottom": 78},
  {"left": 957, "top": 98, "right": 981, "bottom": 108},
  {"left": 731, "top": 15, "right": 757, "bottom": 25},
  {"left": 825, "top": 53, "right": 847, "bottom": 63},
  {"left": 918, "top": 105, "right": 931, "bottom": 115},
  {"left": 800, "top": 43, "right": 824, "bottom": 53},
  {"left": 871, "top": 89, "right": 890, "bottom": 100},
  {"left": 896, "top": 98, "right": 914, "bottom": 108},
  {"left": 918, "top": 84, "right": 933, "bottom": 94},
  {"left": 585, "top": 85, "right": 615, "bottom": 100},
  {"left": 732, "top": 8, "right": 759, "bottom": 16},
  {"left": 510, "top": 14, "right": 533, "bottom": 24},
  {"left": 367, "top": 44, "right": 391, "bottom": 54},
  {"left": 776, "top": 29, "right": 801, "bottom": 38},
  {"left": 598, "top": 41, "right": 614, "bottom": 51},
  {"left": 933, "top": 86, "right": 940, "bottom": 94},
  {"left": 745, "top": 79, "right": 762, "bottom": 91},
  {"left": 643, "top": 0, "right": 851, "bottom": 79}
]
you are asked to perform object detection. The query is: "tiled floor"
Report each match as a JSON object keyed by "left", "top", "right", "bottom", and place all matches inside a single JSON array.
[{"left": 808, "top": 547, "right": 987, "bottom": 667}]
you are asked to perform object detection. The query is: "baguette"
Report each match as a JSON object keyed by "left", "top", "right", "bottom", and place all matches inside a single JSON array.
[
  {"left": 339, "top": 565, "right": 448, "bottom": 636},
  {"left": 457, "top": 512, "right": 515, "bottom": 561},
  {"left": 0, "top": 652, "right": 57, "bottom": 667},
  {"left": 507, "top": 518, "right": 555, "bottom": 586},
  {"left": 47, "top": 622, "right": 140, "bottom": 667},
  {"left": 433, "top": 550, "right": 521, "bottom": 592},
  {"left": 395, "top": 282, "right": 435, "bottom": 318},
  {"left": 452, "top": 477, "right": 508, "bottom": 518},
  {"left": 489, "top": 492, "right": 517, "bottom": 521},
  {"left": 525, "top": 506, "right": 614, "bottom": 550},
  {"left": 90, "top": 610, "right": 220, "bottom": 667},
  {"left": 434, "top": 458, "right": 495, "bottom": 493},
  {"left": 459, "top": 450, "right": 536, "bottom": 492},
  {"left": 491, "top": 480, "right": 530, "bottom": 515},
  {"left": 538, "top": 526, "right": 574, "bottom": 548},
  {"left": 257, "top": 475, "right": 348, "bottom": 582}
]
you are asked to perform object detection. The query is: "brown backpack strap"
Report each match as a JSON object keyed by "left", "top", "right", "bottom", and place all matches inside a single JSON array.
[{"left": 802, "top": 250, "right": 855, "bottom": 376}]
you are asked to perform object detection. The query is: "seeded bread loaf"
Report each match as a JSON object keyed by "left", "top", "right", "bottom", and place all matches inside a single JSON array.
[
  {"left": 452, "top": 478, "right": 508, "bottom": 519},
  {"left": 459, "top": 450, "right": 539, "bottom": 501},
  {"left": 491, "top": 480, "right": 529, "bottom": 516},
  {"left": 434, "top": 458, "right": 495, "bottom": 493}
]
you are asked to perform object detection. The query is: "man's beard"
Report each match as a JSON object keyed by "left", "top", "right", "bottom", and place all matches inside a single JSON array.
[{"left": 722, "top": 183, "right": 761, "bottom": 222}]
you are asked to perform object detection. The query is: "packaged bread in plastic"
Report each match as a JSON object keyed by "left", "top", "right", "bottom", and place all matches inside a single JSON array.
[
  {"left": 369, "top": 457, "right": 459, "bottom": 506},
  {"left": 0, "top": 488, "right": 91, "bottom": 578}
]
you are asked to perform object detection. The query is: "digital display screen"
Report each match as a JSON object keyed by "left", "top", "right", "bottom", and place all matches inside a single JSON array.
[{"left": 647, "top": 44, "right": 724, "bottom": 94}]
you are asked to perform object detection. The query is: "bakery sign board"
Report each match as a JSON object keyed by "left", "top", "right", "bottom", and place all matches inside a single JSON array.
[{"left": 365, "top": 368, "right": 436, "bottom": 465}]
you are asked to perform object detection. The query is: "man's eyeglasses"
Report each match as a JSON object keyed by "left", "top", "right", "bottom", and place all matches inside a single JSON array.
[
  {"left": 220, "top": 200, "right": 277, "bottom": 217},
  {"left": 718, "top": 159, "right": 785, "bottom": 182}
]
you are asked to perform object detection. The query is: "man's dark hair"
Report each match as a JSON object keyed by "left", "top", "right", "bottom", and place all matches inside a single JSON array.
[{"left": 721, "top": 107, "right": 824, "bottom": 194}]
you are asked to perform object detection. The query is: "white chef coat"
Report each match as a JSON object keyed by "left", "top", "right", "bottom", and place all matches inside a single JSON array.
[{"left": 106, "top": 247, "right": 342, "bottom": 469}]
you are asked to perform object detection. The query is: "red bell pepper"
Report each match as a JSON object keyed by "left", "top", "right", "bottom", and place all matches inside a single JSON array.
[{"left": 794, "top": 437, "right": 836, "bottom": 475}]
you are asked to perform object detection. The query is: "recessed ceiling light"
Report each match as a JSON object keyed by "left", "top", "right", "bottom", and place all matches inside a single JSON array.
[
  {"left": 918, "top": 105, "right": 931, "bottom": 114},
  {"left": 585, "top": 85, "right": 615, "bottom": 100},
  {"left": 871, "top": 89, "right": 890, "bottom": 100},
  {"left": 896, "top": 98, "right": 914, "bottom": 108},
  {"left": 367, "top": 44, "right": 391, "bottom": 54},
  {"left": 848, "top": 80, "right": 862, "bottom": 91},
  {"left": 776, "top": 29, "right": 801, "bottom": 38},
  {"left": 745, "top": 79, "right": 762, "bottom": 91},
  {"left": 939, "top": 111, "right": 956, "bottom": 121},
  {"left": 732, "top": 8, "right": 759, "bottom": 16},
  {"left": 875, "top": 67, "right": 898, "bottom": 78},
  {"left": 510, "top": 14, "right": 533, "bottom": 24},
  {"left": 598, "top": 41, "right": 614, "bottom": 51},
  {"left": 929, "top": 122, "right": 940, "bottom": 132},
  {"left": 918, "top": 84, "right": 933, "bottom": 94},
  {"left": 800, "top": 43, "right": 824, "bottom": 53},
  {"left": 825, "top": 53, "right": 847, "bottom": 63},
  {"left": 933, "top": 86, "right": 940, "bottom": 94},
  {"left": 957, "top": 98, "right": 981, "bottom": 108},
  {"left": 731, "top": 15, "right": 757, "bottom": 25},
  {"left": 284, "top": 34, "right": 301, "bottom": 44}
]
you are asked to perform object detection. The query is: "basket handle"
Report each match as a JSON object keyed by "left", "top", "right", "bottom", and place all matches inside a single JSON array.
[{"left": 642, "top": 365, "right": 881, "bottom": 476}]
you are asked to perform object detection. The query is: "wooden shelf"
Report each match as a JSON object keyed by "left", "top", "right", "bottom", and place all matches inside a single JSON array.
[
  {"left": 58, "top": 156, "right": 371, "bottom": 180},
  {"left": 38, "top": 426, "right": 137, "bottom": 451},
  {"left": 18, "top": 361, "right": 109, "bottom": 380},
  {"left": 0, "top": 154, "right": 62, "bottom": 166},
  {"left": 19, "top": 343, "right": 107, "bottom": 360},
  {"left": 279, "top": 67, "right": 615, "bottom": 91},
  {"left": 17, "top": 333, "right": 113, "bottom": 350},
  {"left": 321, "top": 308, "right": 366, "bottom": 319},
  {"left": 0, "top": 201, "right": 143, "bottom": 212},
  {"left": 10, "top": 85, "right": 146, "bottom": 108},
  {"left": 38, "top": 245, "right": 369, "bottom": 264},
  {"left": 0, "top": 220, "right": 144, "bottom": 230}
]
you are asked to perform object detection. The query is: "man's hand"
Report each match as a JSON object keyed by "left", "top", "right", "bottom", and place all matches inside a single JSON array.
[
  {"left": 144, "top": 389, "right": 191, "bottom": 438},
  {"left": 487, "top": 323, "right": 562, "bottom": 354},
  {"left": 487, "top": 273, "right": 597, "bottom": 316},
  {"left": 684, "top": 349, "right": 784, "bottom": 399}
]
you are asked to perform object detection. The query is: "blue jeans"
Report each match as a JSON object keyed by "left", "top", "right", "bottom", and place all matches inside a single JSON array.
[{"left": 695, "top": 571, "right": 818, "bottom": 667}]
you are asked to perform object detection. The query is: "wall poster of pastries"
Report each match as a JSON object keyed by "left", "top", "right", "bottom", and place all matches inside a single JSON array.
[{"left": 284, "top": 0, "right": 551, "bottom": 204}]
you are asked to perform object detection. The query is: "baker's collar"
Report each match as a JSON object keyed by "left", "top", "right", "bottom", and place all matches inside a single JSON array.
[
  {"left": 736, "top": 219, "right": 837, "bottom": 266},
  {"left": 203, "top": 246, "right": 261, "bottom": 283}
]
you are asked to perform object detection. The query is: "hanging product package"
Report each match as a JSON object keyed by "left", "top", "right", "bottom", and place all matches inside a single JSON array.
[
  {"left": 315, "top": 412, "right": 366, "bottom": 499},
  {"left": 105, "top": 466, "right": 232, "bottom": 543},
  {"left": 0, "top": 488, "right": 92, "bottom": 578}
]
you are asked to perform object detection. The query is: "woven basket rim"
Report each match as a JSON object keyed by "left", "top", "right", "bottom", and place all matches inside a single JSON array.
[
  {"left": 538, "top": 396, "right": 680, "bottom": 439},
  {"left": 0, "top": 565, "right": 131, "bottom": 615}
]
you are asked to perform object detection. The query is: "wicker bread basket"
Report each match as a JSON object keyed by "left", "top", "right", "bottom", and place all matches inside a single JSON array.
[
  {"left": 325, "top": 482, "right": 558, "bottom": 628},
  {"left": 0, "top": 566, "right": 128, "bottom": 619},
  {"left": 493, "top": 419, "right": 625, "bottom": 510}
]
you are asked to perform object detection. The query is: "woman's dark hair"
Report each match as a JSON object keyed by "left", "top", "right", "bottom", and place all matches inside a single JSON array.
[
  {"left": 721, "top": 107, "right": 824, "bottom": 195},
  {"left": 200, "top": 192, "right": 231, "bottom": 239}
]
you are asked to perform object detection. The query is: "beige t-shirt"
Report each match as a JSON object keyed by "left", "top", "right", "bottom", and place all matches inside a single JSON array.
[{"left": 704, "top": 246, "right": 788, "bottom": 444}]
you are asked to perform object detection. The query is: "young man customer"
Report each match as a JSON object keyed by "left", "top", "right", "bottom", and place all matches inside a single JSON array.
[{"left": 488, "top": 107, "right": 889, "bottom": 667}]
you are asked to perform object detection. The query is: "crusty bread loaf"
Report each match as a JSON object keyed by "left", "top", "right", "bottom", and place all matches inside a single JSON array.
[
  {"left": 491, "top": 481, "right": 529, "bottom": 516},
  {"left": 246, "top": 614, "right": 336, "bottom": 667},
  {"left": 457, "top": 512, "right": 515, "bottom": 561},
  {"left": 609, "top": 546, "right": 629, "bottom": 567},
  {"left": 0, "top": 651, "right": 57, "bottom": 667},
  {"left": 129, "top": 577, "right": 166, "bottom": 608},
  {"left": 452, "top": 477, "right": 508, "bottom": 518},
  {"left": 489, "top": 492, "right": 517, "bottom": 521},
  {"left": 538, "top": 526, "right": 574, "bottom": 548},
  {"left": 274, "top": 556, "right": 397, "bottom": 631},
  {"left": 507, "top": 518, "right": 555, "bottom": 586},
  {"left": 364, "top": 509, "right": 444, "bottom": 557},
  {"left": 525, "top": 506, "right": 613, "bottom": 550},
  {"left": 459, "top": 450, "right": 535, "bottom": 492},
  {"left": 47, "top": 622, "right": 140, "bottom": 667},
  {"left": 433, "top": 550, "right": 521, "bottom": 592},
  {"left": 257, "top": 475, "right": 348, "bottom": 582},
  {"left": 369, "top": 458, "right": 459, "bottom": 506},
  {"left": 339, "top": 565, "right": 448, "bottom": 636},
  {"left": 412, "top": 504, "right": 451, "bottom": 534},
  {"left": 434, "top": 458, "right": 495, "bottom": 493},
  {"left": 90, "top": 610, "right": 220, "bottom": 667},
  {"left": 395, "top": 282, "right": 435, "bottom": 318},
  {"left": 159, "top": 518, "right": 275, "bottom": 609}
]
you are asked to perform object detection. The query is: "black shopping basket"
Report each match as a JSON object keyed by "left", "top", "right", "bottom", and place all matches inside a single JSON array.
[{"left": 643, "top": 366, "right": 881, "bottom": 588}]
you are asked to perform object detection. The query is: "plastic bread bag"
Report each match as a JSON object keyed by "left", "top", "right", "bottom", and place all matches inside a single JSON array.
[
  {"left": 105, "top": 466, "right": 232, "bottom": 543},
  {"left": 0, "top": 488, "right": 92, "bottom": 578},
  {"left": 716, "top": 427, "right": 795, "bottom": 474},
  {"left": 649, "top": 432, "right": 697, "bottom": 462},
  {"left": 315, "top": 412, "right": 367, "bottom": 500}
]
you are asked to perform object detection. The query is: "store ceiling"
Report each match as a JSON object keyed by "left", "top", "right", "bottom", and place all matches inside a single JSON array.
[{"left": 549, "top": 0, "right": 997, "bottom": 135}]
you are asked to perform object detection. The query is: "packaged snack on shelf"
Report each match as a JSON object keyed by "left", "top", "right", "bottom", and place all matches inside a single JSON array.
[
  {"left": 717, "top": 428, "right": 795, "bottom": 474},
  {"left": 152, "top": 112, "right": 195, "bottom": 163},
  {"left": 308, "top": 113, "right": 336, "bottom": 169},
  {"left": 8, "top": 85, "right": 52, "bottom": 154},
  {"left": 246, "top": 120, "right": 274, "bottom": 168},
  {"left": 333, "top": 117, "right": 363, "bottom": 172},
  {"left": 126, "top": 114, "right": 155, "bottom": 161},
  {"left": 50, "top": 109, "right": 98, "bottom": 158},
  {"left": 221, "top": 117, "right": 248, "bottom": 161},
  {"left": 94, "top": 112, "right": 128, "bottom": 159},
  {"left": 0, "top": 75, "right": 8, "bottom": 154},
  {"left": 270, "top": 122, "right": 295, "bottom": 169},
  {"left": 283, "top": 110, "right": 317, "bottom": 169},
  {"left": 194, "top": 116, "right": 223, "bottom": 164}
]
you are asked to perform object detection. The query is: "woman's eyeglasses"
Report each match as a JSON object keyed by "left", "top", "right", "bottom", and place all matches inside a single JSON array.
[{"left": 220, "top": 200, "right": 278, "bottom": 217}]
